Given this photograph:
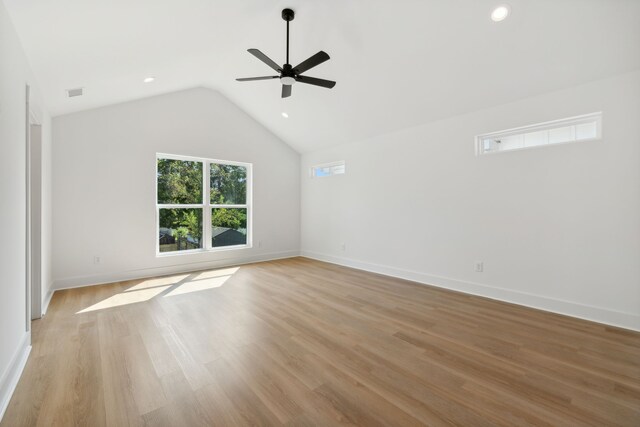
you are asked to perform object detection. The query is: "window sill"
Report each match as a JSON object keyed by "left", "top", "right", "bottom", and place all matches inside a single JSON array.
[{"left": 156, "top": 244, "right": 252, "bottom": 258}]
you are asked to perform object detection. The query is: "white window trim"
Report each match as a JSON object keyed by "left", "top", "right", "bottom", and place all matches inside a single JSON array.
[
  {"left": 155, "top": 153, "right": 253, "bottom": 257},
  {"left": 309, "top": 160, "right": 346, "bottom": 178},
  {"left": 475, "top": 112, "right": 603, "bottom": 156}
]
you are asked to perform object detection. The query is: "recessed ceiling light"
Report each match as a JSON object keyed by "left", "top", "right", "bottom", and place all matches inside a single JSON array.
[
  {"left": 491, "top": 5, "right": 510, "bottom": 22},
  {"left": 281, "top": 112, "right": 289, "bottom": 118},
  {"left": 143, "top": 77, "right": 155, "bottom": 83}
]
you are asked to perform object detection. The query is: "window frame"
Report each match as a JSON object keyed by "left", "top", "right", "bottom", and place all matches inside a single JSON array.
[
  {"left": 156, "top": 153, "right": 252, "bottom": 257},
  {"left": 475, "top": 112, "right": 603, "bottom": 156},
  {"left": 309, "top": 160, "right": 346, "bottom": 178}
]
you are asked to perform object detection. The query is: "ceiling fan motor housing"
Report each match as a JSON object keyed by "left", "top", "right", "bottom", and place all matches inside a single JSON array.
[{"left": 281, "top": 63, "right": 296, "bottom": 85}]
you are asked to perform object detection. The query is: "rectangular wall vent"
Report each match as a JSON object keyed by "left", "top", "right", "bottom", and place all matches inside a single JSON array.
[{"left": 66, "top": 87, "right": 84, "bottom": 98}]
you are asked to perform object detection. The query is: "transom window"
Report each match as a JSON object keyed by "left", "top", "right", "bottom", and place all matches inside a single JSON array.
[
  {"left": 476, "top": 112, "right": 602, "bottom": 155},
  {"left": 310, "top": 161, "right": 346, "bottom": 178},
  {"left": 156, "top": 154, "right": 251, "bottom": 255}
]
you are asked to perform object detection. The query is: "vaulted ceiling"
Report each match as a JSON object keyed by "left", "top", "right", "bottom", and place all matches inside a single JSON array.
[{"left": 5, "top": 0, "right": 640, "bottom": 152}]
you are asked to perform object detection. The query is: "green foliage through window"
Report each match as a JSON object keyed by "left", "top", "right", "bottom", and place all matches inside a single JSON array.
[
  {"left": 157, "top": 159, "right": 203, "bottom": 204},
  {"left": 159, "top": 208, "right": 203, "bottom": 252},
  {"left": 210, "top": 164, "right": 247, "bottom": 205}
]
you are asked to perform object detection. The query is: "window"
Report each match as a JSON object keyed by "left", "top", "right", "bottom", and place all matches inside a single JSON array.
[
  {"left": 476, "top": 112, "right": 602, "bottom": 155},
  {"left": 156, "top": 154, "right": 251, "bottom": 255},
  {"left": 310, "top": 161, "right": 346, "bottom": 178}
]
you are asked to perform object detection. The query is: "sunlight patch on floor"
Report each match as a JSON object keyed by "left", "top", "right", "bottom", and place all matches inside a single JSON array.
[
  {"left": 126, "top": 274, "right": 189, "bottom": 292},
  {"left": 77, "top": 286, "right": 172, "bottom": 313},
  {"left": 164, "top": 275, "right": 231, "bottom": 297},
  {"left": 192, "top": 267, "right": 239, "bottom": 281},
  {"left": 76, "top": 266, "right": 240, "bottom": 313}
]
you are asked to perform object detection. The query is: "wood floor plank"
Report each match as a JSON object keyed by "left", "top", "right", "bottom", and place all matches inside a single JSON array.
[
  {"left": 2, "top": 257, "right": 639, "bottom": 426},
  {"left": 141, "top": 392, "right": 213, "bottom": 427},
  {"left": 205, "top": 358, "right": 282, "bottom": 426}
]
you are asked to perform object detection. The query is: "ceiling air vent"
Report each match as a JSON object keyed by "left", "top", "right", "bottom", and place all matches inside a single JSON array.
[{"left": 66, "top": 87, "right": 84, "bottom": 98}]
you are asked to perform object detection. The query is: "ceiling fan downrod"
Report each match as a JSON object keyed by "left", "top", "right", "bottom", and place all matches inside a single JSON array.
[{"left": 282, "top": 8, "right": 294, "bottom": 65}]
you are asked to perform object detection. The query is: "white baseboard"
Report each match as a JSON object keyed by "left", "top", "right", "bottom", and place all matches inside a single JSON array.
[
  {"left": 52, "top": 250, "right": 300, "bottom": 291},
  {"left": 42, "top": 287, "right": 54, "bottom": 315},
  {"left": 301, "top": 251, "right": 640, "bottom": 332},
  {"left": 0, "top": 332, "right": 31, "bottom": 423}
]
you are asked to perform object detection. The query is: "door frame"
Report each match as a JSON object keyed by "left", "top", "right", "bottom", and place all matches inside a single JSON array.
[{"left": 25, "top": 85, "right": 43, "bottom": 327}]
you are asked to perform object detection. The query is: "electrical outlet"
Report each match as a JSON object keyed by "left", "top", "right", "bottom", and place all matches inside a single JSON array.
[
  {"left": 340, "top": 243, "right": 346, "bottom": 251},
  {"left": 474, "top": 261, "right": 483, "bottom": 272},
  {"left": 94, "top": 256, "right": 101, "bottom": 264},
  {"left": 258, "top": 240, "right": 262, "bottom": 248}
]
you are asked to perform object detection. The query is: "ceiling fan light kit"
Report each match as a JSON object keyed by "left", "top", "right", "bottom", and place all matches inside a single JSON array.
[{"left": 236, "top": 8, "right": 336, "bottom": 98}]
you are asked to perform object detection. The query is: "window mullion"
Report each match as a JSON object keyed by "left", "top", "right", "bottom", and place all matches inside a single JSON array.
[
  {"left": 158, "top": 204, "right": 204, "bottom": 209},
  {"left": 210, "top": 204, "right": 248, "bottom": 209},
  {"left": 203, "top": 160, "right": 212, "bottom": 250}
]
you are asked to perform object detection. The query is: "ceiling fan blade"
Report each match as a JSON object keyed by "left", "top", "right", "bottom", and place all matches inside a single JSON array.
[
  {"left": 293, "top": 51, "right": 330, "bottom": 74},
  {"left": 247, "top": 49, "right": 282, "bottom": 72},
  {"left": 295, "top": 75, "right": 336, "bottom": 89},
  {"left": 282, "top": 84, "right": 292, "bottom": 98},
  {"left": 236, "top": 76, "right": 279, "bottom": 82}
]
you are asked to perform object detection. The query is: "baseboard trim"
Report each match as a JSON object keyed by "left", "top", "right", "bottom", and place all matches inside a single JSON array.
[
  {"left": 301, "top": 251, "right": 640, "bottom": 332},
  {"left": 53, "top": 250, "right": 300, "bottom": 291},
  {"left": 0, "top": 332, "right": 31, "bottom": 423},
  {"left": 42, "top": 287, "right": 54, "bottom": 315}
]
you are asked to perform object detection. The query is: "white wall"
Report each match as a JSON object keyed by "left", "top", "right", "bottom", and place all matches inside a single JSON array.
[
  {"left": 301, "top": 70, "right": 640, "bottom": 331},
  {"left": 0, "top": 0, "right": 52, "bottom": 419},
  {"left": 52, "top": 88, "right": 300, "bottom": 288}
]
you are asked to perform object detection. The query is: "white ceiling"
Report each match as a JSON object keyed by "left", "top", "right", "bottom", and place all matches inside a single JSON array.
[{"left": 5, "top": 0, "right": 640, "bottom": 153}]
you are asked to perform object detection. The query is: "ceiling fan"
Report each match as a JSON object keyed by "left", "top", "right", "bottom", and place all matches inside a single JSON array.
[{"left": 236, "top": 8, "right": 336, "bottom": 98}]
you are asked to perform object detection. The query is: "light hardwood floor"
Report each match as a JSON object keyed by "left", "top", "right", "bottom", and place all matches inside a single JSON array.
[{"left": 2, "top": 257, "right": 639, "bottom": 426}]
